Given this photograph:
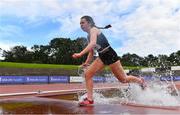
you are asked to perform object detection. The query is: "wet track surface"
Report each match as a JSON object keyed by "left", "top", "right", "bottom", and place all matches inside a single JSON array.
[
  {"left": 0, "top": 97, "right": 180, "bottom": 114},
  {"left": 1, "top": 82, "right": 180, "bottom": 114}
]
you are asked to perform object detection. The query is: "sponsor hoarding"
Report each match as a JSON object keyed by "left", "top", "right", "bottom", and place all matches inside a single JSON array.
[
  {"left": 25, "top": 76, "right": 49, "bottom": 83},
  {"left": 93, "top": 76, "right": 105, "bottom": 83},
  {"left": 49, "top": 76, "right": 69, "bottom": 83},
  {"left": 70, "top": 76, "right": 83, "bottom": 83},
  {"left": 0, "top": 76, "right": 25, "bottom": 84}
]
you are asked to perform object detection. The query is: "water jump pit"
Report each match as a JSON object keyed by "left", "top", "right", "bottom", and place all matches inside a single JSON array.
[{"left": 0, "top": 82, "right": 180, "bottom": 114}]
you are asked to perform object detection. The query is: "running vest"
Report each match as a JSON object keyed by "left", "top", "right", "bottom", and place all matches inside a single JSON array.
[{"left": 88, "top": 33, "right": 110, "bottom": 53}]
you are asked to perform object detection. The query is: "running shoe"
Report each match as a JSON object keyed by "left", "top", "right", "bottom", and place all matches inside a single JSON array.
[{"left": 79, "top": 98, "right": 94, "bottom": 106}]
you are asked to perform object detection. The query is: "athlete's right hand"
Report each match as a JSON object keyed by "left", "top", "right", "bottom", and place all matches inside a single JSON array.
[{"left": 72, "top": 53, "right": 82, "bottom": 59}]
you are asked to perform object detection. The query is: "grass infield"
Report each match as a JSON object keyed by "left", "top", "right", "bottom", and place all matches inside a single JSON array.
[{"left": 0, "top": 62, "right": 142, "bottom": 70}]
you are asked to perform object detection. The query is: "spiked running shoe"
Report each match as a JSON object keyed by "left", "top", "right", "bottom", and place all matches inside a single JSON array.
[{"left": 79, "top": 98, "right": 94, "bottom": 106}]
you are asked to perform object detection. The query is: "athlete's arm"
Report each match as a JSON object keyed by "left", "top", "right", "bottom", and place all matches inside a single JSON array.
[
  {"left": 72, "top": 28, "right": 98, "bottom": 58},
  {"left": 84, "top": 49, "right": 94, "bottom": 64},
  {"left": 79, "top": 28, "right": 97, "bottom": 56}
]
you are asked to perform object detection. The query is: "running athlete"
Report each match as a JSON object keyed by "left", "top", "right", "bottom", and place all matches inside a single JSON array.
[{"left": 72, "top": 15, "right": 146, "bottom": 106}]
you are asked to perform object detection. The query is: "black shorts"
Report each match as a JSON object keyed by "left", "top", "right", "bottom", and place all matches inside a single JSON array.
[{"left": 98, "top": 47, "right": 119, "bottom": 65}]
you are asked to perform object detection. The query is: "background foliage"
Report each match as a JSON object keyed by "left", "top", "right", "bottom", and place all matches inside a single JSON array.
[{"left": 1, "top": 37, "right": 180, "bottom": 67}]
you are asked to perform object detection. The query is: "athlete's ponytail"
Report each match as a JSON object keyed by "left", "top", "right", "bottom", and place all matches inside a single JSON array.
[
  {"left": 95, "top": 24, "right": 112, "bottom": 29},
  {"left": 81, "top": 15, "right": 112, "bottom": 29}
]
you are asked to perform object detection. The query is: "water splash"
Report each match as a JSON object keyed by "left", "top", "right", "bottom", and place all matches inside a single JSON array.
[
  {"left": 78, "top": 82, "right": 180, "bottom": 106},
  {"left": 77, "top": 62, "right": 180, "bottom": 106},
  {"left": 128, "top": 83, "right": 180, "bottom": 106}
]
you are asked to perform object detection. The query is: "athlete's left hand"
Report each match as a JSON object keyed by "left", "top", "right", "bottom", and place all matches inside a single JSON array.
[{"left": 72, "top": 53, "right": 82, "bottom": 59}]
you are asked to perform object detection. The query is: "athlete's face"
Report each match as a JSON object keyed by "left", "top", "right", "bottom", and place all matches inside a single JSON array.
[{"left": 80, "top": 18, "right": 90, "bottom": 32}]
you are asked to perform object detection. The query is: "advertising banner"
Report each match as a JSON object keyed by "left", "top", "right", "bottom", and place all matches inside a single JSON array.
[
  {"left": 93, "top": 76, "right": 105, "bottom": 83},
  {"left": 160, "top": 76, "right": 173, "bottom": 81},
  {"left": 141, "top": 68, "right": 155, "bottom": 72},
  {"left": 173, "top": 76, "right": 180, "bottom": 81},
  {"left": 49, "top": 76, "right": 69, "bottom": 83},
  {"left": 0, "top": 76, "right": 25, "bottom": 84},
  {"left": 70, "top": 76, "right": 83, "bottom": 83},
  {"left": 143, "top": 76, "right": 155, "bottom": 81},
  {"left": 25, "top": 76, "right": 49, "bottom": 83},
  {"left": 171, "top": 66, "right": 180, "bottom": 70},
  {"left": 105, "top": 77, "right": 118, "bottom": 82}
]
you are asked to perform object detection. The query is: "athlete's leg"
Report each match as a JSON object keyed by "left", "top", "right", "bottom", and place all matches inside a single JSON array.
[
  {"left": 109, "top": 60, "right": 143, "bottom": 84},
  {"left": 84, "top": 57, "right": 105, "bottom": 100}
]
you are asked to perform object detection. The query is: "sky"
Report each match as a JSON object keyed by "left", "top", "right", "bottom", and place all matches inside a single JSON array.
[{"left": 0, "top": 0, "right": 180, "bottom": 59}]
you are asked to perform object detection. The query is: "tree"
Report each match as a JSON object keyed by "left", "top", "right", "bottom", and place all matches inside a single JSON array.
[
  {"left": 31, "top": 45, "right": 50, "bottom": 63},
  {"left": 168, "top": 50, "right": 180, "bottom": 66},
  {"left": 144, "top": 54, "right": 158, "bottom": 67},
  {"left": 2, "top": 36, "right": 179, "bottom": 67},
  {"left": 121, "top": 53, "right": 144, "bottom": 66},
  {"left": 157, "top": 55, "right": 170, "bottom": 67},
  {"left": 48, "top": 37, "right": 87, "bottom": 64},
  {"left": 3, "top": 46, "right": 33, "bottom": 63}
]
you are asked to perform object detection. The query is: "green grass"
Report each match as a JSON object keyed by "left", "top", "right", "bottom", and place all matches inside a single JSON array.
[
  {"left": 0, "top": 62, "right": 143, "bottom": 70},
  {"left": 123, "top": 66, "right": 144, "bottom": 70},
  {"left": 0, "top": 62, "right": 78, "bottom": 70}
]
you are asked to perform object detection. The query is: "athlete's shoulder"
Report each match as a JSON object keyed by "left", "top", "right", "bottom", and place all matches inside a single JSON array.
[{"left": 90, "top": 27, "right": 101, "bottom": 35}]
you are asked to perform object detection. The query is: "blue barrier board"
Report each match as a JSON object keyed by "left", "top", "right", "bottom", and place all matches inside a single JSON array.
[
  {"left": 93, "top": 76, "right": 105, "bottom": 83},
  {"left": 143, "top": 76, "right": 155, "bottom": 80},
  {"left": 25, "top": 76, "right": 49, "bottom": 83},
  {"left": 160, "top": 76, "right": 174, "bottom": 81},
  {"left": 105, "top": 76, "right": 118, "bottom": 82},
  {"left": 0, "top": 76, "right": 25, "bottom": 84},
  {"left": 173, "top": 76, "right": 180, "bottom": 81}
]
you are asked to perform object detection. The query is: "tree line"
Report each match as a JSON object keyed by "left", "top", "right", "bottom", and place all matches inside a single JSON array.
[{"left": 1, "top": 37, "right": 180, "bottom": 67}]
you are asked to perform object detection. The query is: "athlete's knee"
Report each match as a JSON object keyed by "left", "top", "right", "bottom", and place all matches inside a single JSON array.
[
  {"left": 117, "top": 78, "right": 127, "bottom": 83},
  {"left": 84, "top": 70, "right": 93, "bottom": 79},
  {"left": 121, "top": 79, "right": 127, "bottom": 83}
]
